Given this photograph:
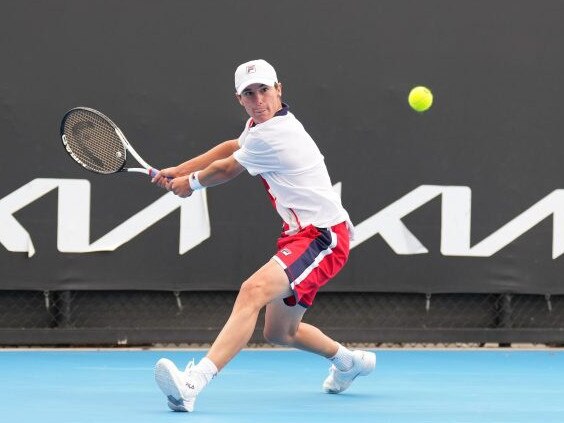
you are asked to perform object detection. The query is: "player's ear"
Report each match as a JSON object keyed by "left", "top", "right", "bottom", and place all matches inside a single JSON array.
[
  {"left": 275, "top": 82, "right": 283, "bottom": 97},
  {"left": 235, "top": 92, "right": 243, "bottom": 105}
]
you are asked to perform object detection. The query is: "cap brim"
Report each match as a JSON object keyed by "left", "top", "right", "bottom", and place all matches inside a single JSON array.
[{"left": 236, "top": 77, "right": 277, "bottom": 95}]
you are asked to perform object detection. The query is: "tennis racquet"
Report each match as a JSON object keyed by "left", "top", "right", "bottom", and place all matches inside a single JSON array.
[{"left": 60, "top": 106, "right": 161, "bottom": 178}]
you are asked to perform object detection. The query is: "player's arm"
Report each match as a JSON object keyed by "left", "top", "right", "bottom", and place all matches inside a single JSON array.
[
  {"left": 175, "top": 139, "right": 240, "bottom": 176},
  {"left": 166, "top": 155, "right": 245, "bottom": 198},
  {"left": 152, "top": 139, "right": 239, "bottom": 187},
  {"left": 197, "top": 156, "right": 245, "bottom": 187}
]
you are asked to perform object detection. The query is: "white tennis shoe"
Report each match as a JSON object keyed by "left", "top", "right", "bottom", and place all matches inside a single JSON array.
[
  {"left": 155, "top": 358, "right": 198, "bottom": 412},
  {"left": 322, "top": 350, "right": 376, "bottom": 394}
]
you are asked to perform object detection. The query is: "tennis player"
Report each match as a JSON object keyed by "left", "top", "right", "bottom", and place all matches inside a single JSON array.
[{"left": 151, "top": 59, "right": 376, "bottom": 412}]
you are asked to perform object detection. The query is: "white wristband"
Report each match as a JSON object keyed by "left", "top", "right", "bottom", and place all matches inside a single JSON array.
[{"left": 189, "top": 171, "right": 204, "bottom": 190}]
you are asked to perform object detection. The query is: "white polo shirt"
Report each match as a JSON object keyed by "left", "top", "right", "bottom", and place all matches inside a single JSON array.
[{"left": 233, "top": 106, "right": 352, "bottom": 236}]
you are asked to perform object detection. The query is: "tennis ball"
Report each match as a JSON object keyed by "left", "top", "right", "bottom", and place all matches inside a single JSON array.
[{"left": 408, "top": 86, "right": 433, "bottom": 112}]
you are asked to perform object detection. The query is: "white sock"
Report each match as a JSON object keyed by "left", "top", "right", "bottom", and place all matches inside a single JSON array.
[
  {"left": 329, "top": 343, "right": 354, "bottom": 371},
  {"left": 189, "top": 357, "right": 218, "bottom": 393}
]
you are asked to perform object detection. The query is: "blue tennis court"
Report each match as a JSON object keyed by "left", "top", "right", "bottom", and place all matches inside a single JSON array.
[{"left": 1, "top": 349, "right": 563, "bottom": 423}]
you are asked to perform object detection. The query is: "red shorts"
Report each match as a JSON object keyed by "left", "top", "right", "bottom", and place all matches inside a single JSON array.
[{"left": 272, "top": 222, "right": 350, "bottom": 308}]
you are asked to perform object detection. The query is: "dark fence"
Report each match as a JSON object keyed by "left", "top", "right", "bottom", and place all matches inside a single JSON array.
[{"left": 1, "top": 291, "right": 563, "bottom": 346}]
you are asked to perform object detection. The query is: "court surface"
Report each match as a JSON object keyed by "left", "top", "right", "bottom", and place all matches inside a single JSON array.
[{"left": 1, "top": 349, "right": 563, "bottom": 423}]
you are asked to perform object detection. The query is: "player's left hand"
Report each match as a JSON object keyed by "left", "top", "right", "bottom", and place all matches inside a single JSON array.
[
  {"left": 152, "top": 167, "right": 178, "bottom": 189},
  {"left": 166, "top": 175, "right": 193, "bottom": 198}
]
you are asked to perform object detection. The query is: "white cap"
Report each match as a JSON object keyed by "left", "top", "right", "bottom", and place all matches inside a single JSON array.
[{"left": 234, "top": 59, "right": 278, "bottom": 95}]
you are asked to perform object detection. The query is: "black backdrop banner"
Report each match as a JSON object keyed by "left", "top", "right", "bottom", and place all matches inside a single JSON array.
[{"left": 1, "top": 1, "right": 564, "bottom": 294}]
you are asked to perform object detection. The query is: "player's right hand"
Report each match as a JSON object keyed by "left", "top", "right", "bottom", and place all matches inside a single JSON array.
[{"left": 166, "top": 175, "right": 193, "bottom": 198}]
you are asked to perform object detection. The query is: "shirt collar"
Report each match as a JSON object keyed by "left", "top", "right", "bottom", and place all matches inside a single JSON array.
[{"left": 275, "top": 103, "right": 290, "bottom": 117}]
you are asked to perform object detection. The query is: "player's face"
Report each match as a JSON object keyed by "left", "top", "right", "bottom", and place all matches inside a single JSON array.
[{"left": 237, "top": 83, "right": 283, "bottom": 123}]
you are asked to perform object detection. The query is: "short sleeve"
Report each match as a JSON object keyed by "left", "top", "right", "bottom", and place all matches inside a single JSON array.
[{"left": 233, "top": 135, "right": 281, "bottom": 176}]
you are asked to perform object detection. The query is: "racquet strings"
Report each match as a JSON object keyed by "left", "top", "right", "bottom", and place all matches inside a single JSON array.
[{"left": 62, "top": 109, "right": 126, "bottom": 174}]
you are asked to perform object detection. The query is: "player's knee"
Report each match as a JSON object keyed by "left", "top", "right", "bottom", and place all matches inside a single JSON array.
[
  {"left": 263, "top": 327, "right": 294, "bottom": 346},
  {"left": 238, "top": 279, "right": 268, "bottom": 309}
]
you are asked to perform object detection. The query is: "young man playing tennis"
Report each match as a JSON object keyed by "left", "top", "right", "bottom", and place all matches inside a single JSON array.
[{"left": 151, "top": 59, "right": 376, "bottom": 412}]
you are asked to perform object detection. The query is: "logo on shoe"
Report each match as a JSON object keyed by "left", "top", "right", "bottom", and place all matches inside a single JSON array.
[{"left": 186, "top": 382, "right": 195, "bottom": 390}]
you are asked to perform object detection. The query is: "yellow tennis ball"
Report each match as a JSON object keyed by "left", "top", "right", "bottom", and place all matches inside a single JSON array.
[{"left": 408, "top": 86, "right": 433, "bottom": 112}]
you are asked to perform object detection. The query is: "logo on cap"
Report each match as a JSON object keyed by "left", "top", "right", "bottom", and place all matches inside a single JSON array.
[{"left": 246, "top": 65, "right": 256, "bottom": 74}]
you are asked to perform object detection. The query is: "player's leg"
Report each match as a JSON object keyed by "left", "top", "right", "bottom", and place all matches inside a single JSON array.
[
  {"left": 263, "top": 299, "right": 376, "bottom": 394},
  {"left": 263, "top": 299, "right": 338, "bottom": 357},
  {"left": 155, "top": 258, "right": 292, "bottom": 412},
  {"left": 205, "top": 259, "right": 293, "bottom": 369}
]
